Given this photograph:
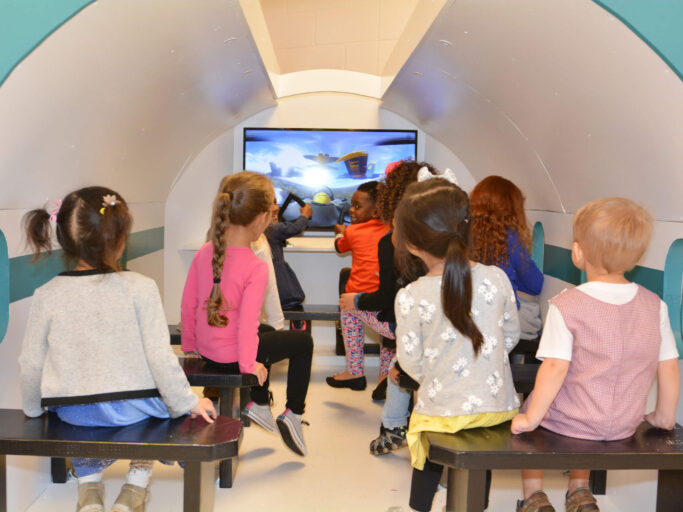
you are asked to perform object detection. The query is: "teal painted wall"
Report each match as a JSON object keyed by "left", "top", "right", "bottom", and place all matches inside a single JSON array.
[
  {"left": 593, "top": 0, "right": 683, "bottom": 80},
  {"left": 0, "top": 0, "right": 94, "bottom": 86},
  {"left": 8, "top": 226, "right": 163, "bottom": 304},
  {"left": 0, "top": 230, "right": 8, "bottom": 342}
]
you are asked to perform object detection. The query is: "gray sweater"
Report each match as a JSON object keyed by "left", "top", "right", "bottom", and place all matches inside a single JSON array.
[
  {"left": 20, "top": 270, "right": 198, "bottom": 418},
  {"left": 396, "top": 264, "right": 521, "bottom": 417}
]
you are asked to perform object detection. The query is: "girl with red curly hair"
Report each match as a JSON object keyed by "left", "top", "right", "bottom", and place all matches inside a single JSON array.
[{"left": 469, "top": 176, "right": 544, "bottom": 339}]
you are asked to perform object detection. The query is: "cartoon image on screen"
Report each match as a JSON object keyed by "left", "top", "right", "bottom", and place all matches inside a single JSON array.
[{"left": 243, "top": 128, "right": 417, "bottom": 228}]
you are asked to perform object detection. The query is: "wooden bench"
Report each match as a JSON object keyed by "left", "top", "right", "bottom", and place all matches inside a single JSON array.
[
  {"left": 282, "top": 305, "right": 383, "bottom": 356},
  {"left": 0, "top": 408, "right": 241, "bottom": 512},
  {"left": 177, "top": 355, "right": 258, "bottom": 489},
  {"left": 425, "top": 421, "right": 683, "bottom": 512}
]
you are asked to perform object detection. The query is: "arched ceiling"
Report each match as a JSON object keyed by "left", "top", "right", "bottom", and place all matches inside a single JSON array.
[
  {"left": 0, "top": 0, "right": 276, "bottom": 207},
  {"left": 1, "top": 0, "right": 681, "bottom": 222},
  {"left": 381, "top": 0, "right": 683, "bottom": 220}
]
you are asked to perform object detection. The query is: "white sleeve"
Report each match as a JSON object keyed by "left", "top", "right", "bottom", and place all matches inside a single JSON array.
[
  {"left": 659, "top": 301, "right": 679, "bottom": 361},
  {"left": 535, "top": 303, "right": 573, "bottom": 361},
  {"left": 395, "top": 287, "right": 424, "bottom": 382},
  {"left": 252, "top": 236, "right": 285, "bottom": 330}
]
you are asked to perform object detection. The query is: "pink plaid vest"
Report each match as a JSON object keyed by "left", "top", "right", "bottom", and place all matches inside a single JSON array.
[{"left": 539, "top": 285, "right": 661, "bottom": 441}]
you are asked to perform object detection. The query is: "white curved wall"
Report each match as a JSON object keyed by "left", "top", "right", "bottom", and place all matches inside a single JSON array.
[
  {"left": 163, "top": 93, "right": 475, "bottom": 322},
  {"left": 382, "top": 0, "right": 683, "bottom": 220}
]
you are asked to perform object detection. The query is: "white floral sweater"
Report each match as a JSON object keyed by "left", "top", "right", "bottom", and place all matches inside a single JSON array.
[{"left": 395, "top": 263, "right": 521, "bottom": 417}]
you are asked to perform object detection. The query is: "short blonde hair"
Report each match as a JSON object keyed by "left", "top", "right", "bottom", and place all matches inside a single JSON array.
[{"left": 573, "top": 197, "right": 653, "bottom": 273}]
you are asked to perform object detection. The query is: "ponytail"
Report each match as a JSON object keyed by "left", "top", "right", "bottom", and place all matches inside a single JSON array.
[
  {"left": 207, "top": 192, "right": 231, "bottom": 327},
  {"left": 442, "top": 235, "right": 483, "bottom": 355},
  {"left": 23, "top": 208, "right": 53, "bottom": 263}
]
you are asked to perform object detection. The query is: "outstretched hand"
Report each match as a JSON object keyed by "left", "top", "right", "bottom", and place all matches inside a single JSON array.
[
  {"left": 510, "top": 413, "right": 538, "bottom": 435},
  {"left": 645, "top": 410, "right": 676, "bottom": 430},
  {"left": 253, "top": 362, "right": 269, "bottom": 386},
  {"left": 190, "top": 397, "right": 217, "bottom": 423}
]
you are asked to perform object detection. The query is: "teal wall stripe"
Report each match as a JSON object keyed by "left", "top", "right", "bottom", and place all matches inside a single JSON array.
[
  {"left": 0, "top": 0, "right": 95, "bottom": 87},
  {"left": 592, "top": 0, "right": 683, "bottom": 81},
  {"left": 0, "top": 230, "right": 8, "bottom": 342},
  {"left": 8, "top": 226, "right": 164, "bottom": 304},
  {"left": 662, "top": 240, "right": 683, "bottom": 355},
  {"left": 543, "top": 243, "right": 664, "bottom": 297},
  {"left": 543, "top": 245, "right": 583, "bottom": 287},
  {"left": 126, "top": 227, "right": 164, "bottom": 261}
]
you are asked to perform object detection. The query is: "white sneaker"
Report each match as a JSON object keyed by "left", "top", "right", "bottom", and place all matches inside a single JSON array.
[
  {"left": 242, "top": 401, "right": 277, "bottom": 434},
  {"left": 276, "top": 409, "right": 307, "bottom": 456}
]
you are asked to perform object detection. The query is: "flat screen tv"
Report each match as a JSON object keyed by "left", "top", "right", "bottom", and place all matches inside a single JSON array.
[{"left": 243, "top": 128, "right": 417, "bottom": 228}]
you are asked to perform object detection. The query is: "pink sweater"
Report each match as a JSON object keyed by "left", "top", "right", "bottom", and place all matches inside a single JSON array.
[{"left": 181, "top": 243, "right": 268, "bottom": 373}]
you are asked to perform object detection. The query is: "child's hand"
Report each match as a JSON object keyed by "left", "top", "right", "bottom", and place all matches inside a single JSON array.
[
  {"left": 190, "top": 397, "right": 217, "bottom": 423},
  {"left": 645, "top": 410, "right": 676, "bottom": 430},
  {"left": 388, "top": 366, "right": 400, "bottom": 385},
  {"left": 300, "top": 204, "right": 313, "bottom": 219},
  {"left": 339, "top": 293, "right": 357, "bottom": 311},
  {"left": 511, "top": 413, "right": 538, "bottom": 434},
  {"left": 334, "top": 224, "right": 346, "bottom": 235},
  {"left": 253, "top": 362, "right": 269, "bottom": 386}
]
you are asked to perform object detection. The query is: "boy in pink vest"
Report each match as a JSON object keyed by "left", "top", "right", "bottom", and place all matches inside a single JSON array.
[{"left": 511, "top": 197, "right": 680, "bottom": 512}]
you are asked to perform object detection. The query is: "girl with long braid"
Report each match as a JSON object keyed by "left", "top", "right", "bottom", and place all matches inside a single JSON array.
[{"left": 181, "top": 171, "right": 313, "bottom": 456}]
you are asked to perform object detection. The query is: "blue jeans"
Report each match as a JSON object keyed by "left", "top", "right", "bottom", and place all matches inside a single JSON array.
[{"left": 382, "top": 375, "right": 411, "bottom": 429}]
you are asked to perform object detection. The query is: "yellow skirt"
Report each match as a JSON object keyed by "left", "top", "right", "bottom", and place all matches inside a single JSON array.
[{"left": 407, "top": 409, "right": 519, "bottom": 470}]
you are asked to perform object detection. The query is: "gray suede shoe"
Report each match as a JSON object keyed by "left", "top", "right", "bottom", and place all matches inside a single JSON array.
[
  {"left": 76, "top": 482, "right": 104, "bottom": 512},
  {"left": 111, "top": 484, "right": 148, "bottom": 512}
]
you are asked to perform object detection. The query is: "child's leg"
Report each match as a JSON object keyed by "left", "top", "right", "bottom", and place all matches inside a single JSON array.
[
  {"left": 256, "top": 329, "right": 313, "bottom": 414},
  {"left": 409, "top": 459, "right": 444, "bottom": 512},
  {"left": 72, "top": 458, "right": 116, "bottom": 479},
  {"left": 382, "top": 374, "right": 411, "bottom": 429},
  {"left": 125, "top": 460, "right": 154, "bottom": 488},
  {"left": 522, "top": 470, "right": 545, "bottom": 499},
  {"left": 341, "top": 310, "right": 366, "bottom": 376},
  {"left": 568, "top": 470, "right": 591, "bottom": 493},
  {"left": 379, "top": 345, "right": 395, "bottom": 377}
]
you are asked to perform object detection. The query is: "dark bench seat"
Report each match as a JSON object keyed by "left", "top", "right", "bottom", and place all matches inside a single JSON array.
[
  {"left": 177, "top": 354, "right": 258, "bottom": 488},
  {"left": 0, "top": 408, "right": 241, "bottom": 512},
  {"left": 282, "top": 304, "right": 340, "bottom": 321},
  {"left": 425, "top": 421, "right": 683, "bottom": 512}
]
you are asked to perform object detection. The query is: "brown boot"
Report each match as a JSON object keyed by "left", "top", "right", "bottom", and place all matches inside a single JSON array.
[
  {"left": 111, "top": 484, "right": 148, "bottom": 512},
  {"left": 565, "top": 486, "right": 599, "bottom": 512},
  {"left": 76, "top": 482, "right": 104, "bottom": 512},
  {"left": 516, "top": 490, "right": 556, "bottom": 512}
]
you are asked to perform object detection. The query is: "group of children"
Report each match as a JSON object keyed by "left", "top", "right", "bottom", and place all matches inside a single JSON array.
[{"left": 18, "top": 161, "right": 679, "bottom": 512}]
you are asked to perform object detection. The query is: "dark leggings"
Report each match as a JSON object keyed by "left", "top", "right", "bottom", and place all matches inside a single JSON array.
[
  {"left": 409, "top": 460, "right": 491, "bottom": 512},
  {"left": 202, "top": 324, "right": 313, "bottom": 415}
]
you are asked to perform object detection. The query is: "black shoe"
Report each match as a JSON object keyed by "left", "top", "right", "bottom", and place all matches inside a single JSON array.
[
  {"left": 369, "top": 425, "right": 407, "bottom": 455},
  {"left": 371, "top": 378, "right": 387, "bottom": 401},
  {"left": 326, "top": 375, "right": 367, "bottom": 390}
]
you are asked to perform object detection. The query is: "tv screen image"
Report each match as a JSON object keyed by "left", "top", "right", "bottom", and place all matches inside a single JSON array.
[{"left": 243, "top": 128, "right": 417, "bottom": 228}]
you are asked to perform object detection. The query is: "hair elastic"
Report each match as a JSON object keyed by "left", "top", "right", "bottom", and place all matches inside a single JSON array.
[
  {"left": 100, "top": 194, "right": 119, "bottom": 215},
  {"left": 49, "top": 199, "right": 62, "bottom": 223},
  {"left": 213, "top": 277, "right": 221, "bottom": 284},
  {"left": 417, "top": 167, "right": 459, "bottom": 185},
  {"left": 449, "top": 232, "right": 467, "bottom": 243}
]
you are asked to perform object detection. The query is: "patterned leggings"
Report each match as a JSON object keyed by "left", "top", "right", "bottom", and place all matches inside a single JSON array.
[{"left": 341, "top": 309, "right": 395, "bottom": 376}]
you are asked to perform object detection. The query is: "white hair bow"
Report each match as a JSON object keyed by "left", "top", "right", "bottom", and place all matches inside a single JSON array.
[{"left": 416, "top": 167, "right": 459, "bottom": 186}]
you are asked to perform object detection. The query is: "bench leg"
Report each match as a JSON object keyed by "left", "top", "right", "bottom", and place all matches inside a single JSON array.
[
  {"left": 0, "top": 454, "right": 6, "bottom": 512},
  {"left": 218, "top": 389, "right": 238, "bottom": 488},
  {"left": 183, "top": 461, "right": 217, "bottom": 512},
  {"left": 239, "top": 387, "right": 251, "bottom": 427},
  {"left": 445, "top": 468, "right": 487, "bottom": 512},
  {"left": 589, "top": 470, "right": 607, "bottom": 495},
  {"left": 656, "top": 469, "right": 683, "bottom": 512},
  {"left": 51, "top": 457, "right": 68, "bottom": 483}
]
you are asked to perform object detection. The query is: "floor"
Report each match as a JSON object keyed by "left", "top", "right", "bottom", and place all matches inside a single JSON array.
[{"left": 25, "top": 335, "right": 660, "bottom": 512}]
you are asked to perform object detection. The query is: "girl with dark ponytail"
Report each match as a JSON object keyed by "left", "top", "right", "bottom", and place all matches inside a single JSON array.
[
  {"left": 393, "top": 178, "right": 521, "bottom": 512},
  {"left": 181, "top": 171, "right": 314, "bottom": 456},
  {"left": 20, "top": 186, "right": 216, "bottom": 512}
]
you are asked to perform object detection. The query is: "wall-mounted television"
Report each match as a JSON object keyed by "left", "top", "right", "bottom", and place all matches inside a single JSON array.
[{"left": 243, "top": 128, "right": 417, "bottom": 228}]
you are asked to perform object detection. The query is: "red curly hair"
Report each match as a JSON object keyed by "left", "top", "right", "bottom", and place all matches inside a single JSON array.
[{"left": 469, "top": 176, "right": 531, "bottom": 267}]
